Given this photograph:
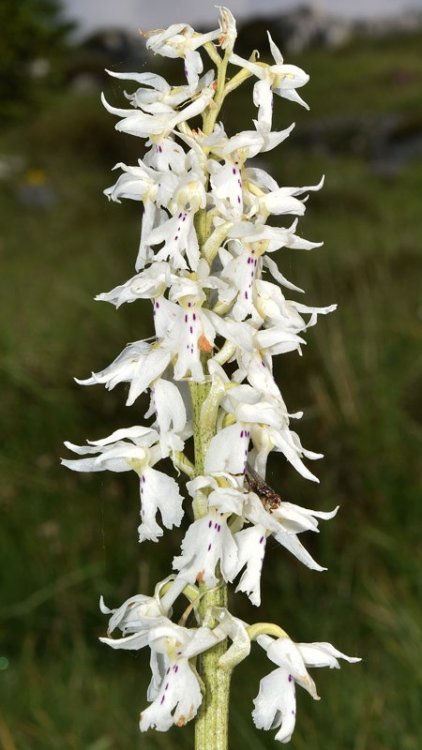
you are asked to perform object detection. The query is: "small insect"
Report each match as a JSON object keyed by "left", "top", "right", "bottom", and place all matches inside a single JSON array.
[{"left": 244, "top": 462, "right": 283, "bottom": 512}]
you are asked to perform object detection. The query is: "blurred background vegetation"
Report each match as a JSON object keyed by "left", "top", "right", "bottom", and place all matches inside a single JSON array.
[{"left": 0, "top": 1, "right": 421, "bottom": 748}]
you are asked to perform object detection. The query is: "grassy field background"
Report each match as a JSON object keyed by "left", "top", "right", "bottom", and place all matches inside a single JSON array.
[{"left": 0, "top": 30, "right": 421, "bottom": 749}]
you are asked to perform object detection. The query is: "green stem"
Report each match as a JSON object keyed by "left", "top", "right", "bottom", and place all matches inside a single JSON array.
[
  {"left": 190, "top": 379, "right": 231, "bottom": 750},
  {"left": 203, "top": 45, "right": 230, "bottom": 136},
  {"left": 190, "top": 380, "right": 211, "bottom": 476},
  {"left": 192, "top": 53, "right": 234, "bottom": 750},
  {"left": 195, "top": 584, "right": 230, "bottom": 750}
]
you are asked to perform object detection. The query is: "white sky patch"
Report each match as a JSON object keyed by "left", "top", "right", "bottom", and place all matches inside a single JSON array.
[{"left": 64, "top": 0, "right": 422, "bottom": 36}]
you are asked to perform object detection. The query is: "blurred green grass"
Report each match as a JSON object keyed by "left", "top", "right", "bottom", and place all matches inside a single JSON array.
[{"left": 0, "top": 31, "right": 421, "bottom": 750}]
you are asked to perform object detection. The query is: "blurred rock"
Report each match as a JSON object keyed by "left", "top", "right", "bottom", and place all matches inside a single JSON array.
[
  {"left": 66, "top": 28, "right": 145, "bottom": 87},
  {"left": 292, "top": 112, "right": 422, "bottom": 174}
]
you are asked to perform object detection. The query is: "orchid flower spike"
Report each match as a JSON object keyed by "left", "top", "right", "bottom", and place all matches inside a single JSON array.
[{"left": 62, "top": 6, "right": 360, "bottom": 746}]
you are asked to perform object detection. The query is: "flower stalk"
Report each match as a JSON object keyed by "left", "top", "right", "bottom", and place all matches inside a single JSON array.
[
  {"left": 62, "top": 7, "right": 360, "bottom": 747},
  {"left": 194, "top": 583, "right": 230, "bottom": 750}
]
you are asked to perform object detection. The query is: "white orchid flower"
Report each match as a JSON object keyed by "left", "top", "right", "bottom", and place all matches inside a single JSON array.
[
  {"left": 244, "top": 172, "right": 324, "bottom": 223},
  {"left": 144, "top": 136, "right": 189, "bottom": 172},
  {"left": 252, "top": 282, "right": 337, "bottom": 360},
  {"left": 201, "top": 121, "right": 295, "bottom": 220},
  {"left": 194, "top": 119, "right": 295, "bottom": 161},
  {"left": 100, "top": 603, "right": 227, "bottom": 730},
  {"left": 217, "top": 6, "right": 237, "bottom": 53},
  {"left": 161, "top": 272, "right": 251, "bottom": 382},
  {"left": 147, "top": 208, "right": 200, "bottom": 270},
  {"left": 74, "top": 339, "right": 172, "bottom": 406},
  {"left": 82, "top": 277, "right": 251, "bottom": 397},
  {"left": 95, "top": 262, "right": 172, "bottom": 308},
  {"left": 238, "top": 492, "right": 338, "bottom": 580},
  {"left": 145, "top": 22, "right": 220, "bottom": 90},
  {"left": 106, "top": 68, "right": 214, "bottom": 114},
  {"left": 251, "top": 421, "right": 323, "bottom": 483},
  {"left": 217, "top": 238, "right": 325, "bottom": 334},
  {"left": 99, "top": 576, "right": 190, "bottom": 650},
  {"left": 172, "top": 507, "right": 238, "bottom": 587},
  {"left": 140, "top": 622, "right": 225, "bottom": 731},
  {"left": 217, "top": 239, "right": 308, "bottom": 325},
  {"left": 230, "top": 32, "right": 309, "bottom": 130},
  {"left": 212, "top": 384, "right": 320, "bottom": 483},
  {"left": 227, "top": 217, "right": 323, "bottom": 253},
  {"left": 145, "top": 157, "right": 207, "bottom": 271},
  {"left": 99, "top": 582, "right": 168, "bottom": 650},
  {"left": 172, "top": 476, "right": 244, "bottom": 586},
  {"left": 104, "top": 160, "right": 179, "bottom": 267},
  {"left": 61, "top": 426, "right": 184, "bottom": 542},
  {"left": 217, "top": 241, "right": 261, "bottom": 319},
  {"left": 143, "top": 5, "right": 235, "bottom": 88},
  {"left": 101, "top": 85, "right": 214, "bottom": 140},
  {"left": 253, "top": 634, "right": 360, "bottom": 743}
]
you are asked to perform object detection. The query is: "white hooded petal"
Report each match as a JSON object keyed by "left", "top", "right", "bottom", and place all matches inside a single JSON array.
[
  {"left": 126, "top": 347, "right": 172, "bottom": 406},
  {"left": 218, "top": 6, "right": 237, "bottom": 52},
  {"left": 61, "top": 434, "right": 152, "bottom": 474},
  {"left": 265, "top": 637, "right": 319, "bottom": 699},
  {"left": 99, "top": 590, "right": 170, "bottom": 652},
  {"left": 259, "top": 189, "right": 306, "bottom": 217},
  {"left": 267, "top": 427, "right": 321, "bottom": 483},
  {"left": 89, "top": 426, "right": 157, "bottom": 448},
  {"left": 101, "top": 87, "right": 213, "bottom": 140},
  {"left": 105, "top": 69, "right": 170, "bottom": 91},
  {"left": 144, "top": 138, "right": 187, "bottom": 173},
  {"left": 100, "top": 593, "right": 162, "bottom": 635},
  {"left": 96, "top": 262, "right": 171, "bottom": 308},
  {"left": 203, "top": 309, "right": 254, "bottom": 352},
  {"left": 272, "top": 502, "right": 339, "bottom": 534},
  {"left": 75, "top": 340, "right": 171, "bottom": 403},
  {"left": 208, "top": 486, "right": 245, "bottom": 516},
  {"left": 205, "top": 423, "right": 251, "bottom": 475},
  {"left": 298, "top": 642, "right": 361, "bottom": 669}
]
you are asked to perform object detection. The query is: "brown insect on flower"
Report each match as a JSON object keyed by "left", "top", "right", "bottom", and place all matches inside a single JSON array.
[{"left": 244, "top": 462, "right": 283, "bottom": 512}]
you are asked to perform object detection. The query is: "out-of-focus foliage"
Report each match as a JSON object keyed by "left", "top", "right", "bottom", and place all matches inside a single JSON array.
[
  {"left": 0, "top": 0, "right": 75, "bottom": 119},
  {"left": 0, "top": 25, "right": 421, "bottom": 750}
]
